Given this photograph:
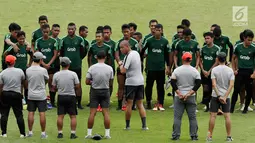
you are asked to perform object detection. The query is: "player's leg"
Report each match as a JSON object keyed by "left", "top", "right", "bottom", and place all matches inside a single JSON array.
[
  {"left": 76, "top": 68, "right": 83, "bottom": 109},
  {"left": 222, "top": 98, "right": 232, "bottom": 140},
  {"left": 27, "top": 100, "right": 36, "bottom": 136},
  {"left": 37, "top": 100, "right": 47, "bottom": 138},
  {"left": 0, "top": 92, "right": 11, "bottom": 136},
  {"left": 230, "top": 72, "right": 243, "bottom": 113},
  {"left": 136, "top": 85, "right": 147, "bottom": 129},
  {"left": 124, "top": 86, "right": 135, "bottom": 129},
  {"left": 101, "top": 90, "right": 111, "bottom": 138},
  {"left": 252, "top": 80, "right": 255, "bottom": 105},
  {"left": 239, "top": 85, "right": 245, "bottom": 107},
  {"left": 57, "top": 95, "right": 65, "bottom": 138},
  {"left": 156, "top": 70, "right": 165, "bottom": 110},
  {"left": 68, "top": 96, "right": 78, "bottom": 139},
  {"left": 185, "top": 96, "right": 198, "bottom": 140},
  {"left": 243, "top": 73, "right": 253, "bottom": 113},
  {"left": 48, "top": 72, "right": 55, "bottom": 107},
  {"left": 117, "top": 73, "right": 125, "bottom": 110},
  {"left": 172, "top": 96, "right": 185, "bottom": 140},
  {"left": 207, "top": 97, "right": 220, "bottom": 140},
  {"left": 201, "top": 76, "right": 211, "bottom": 112},
  {"left": 145, "top": 70, "right": 155, "bottom": 109}
]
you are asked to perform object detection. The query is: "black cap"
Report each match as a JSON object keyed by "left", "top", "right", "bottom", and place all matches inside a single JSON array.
[
  {"left": 96, "top": 50, "right": 106, "bottom": 59},
  {"left": 217, "top": 52, "right": 226, "bottom": 62}
]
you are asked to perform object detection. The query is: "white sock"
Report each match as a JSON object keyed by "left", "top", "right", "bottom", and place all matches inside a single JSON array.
[
  {"left": 41, "top": 132, "right": 46, "bottom": 135},
  {"left": 87, "top": 129, "right": 92, "bottom": 136},
  {"left": 105, "top": 129, "right": 110, "bottom": 136},
  {"left": 29, "top": 131, "right": 33, "bottom": 134},
  {"left": 71, "top": 130, "right": 76, "bottom": 134},
  {"left": 58, "top": 131, "right": 63, "bottom": 134}
]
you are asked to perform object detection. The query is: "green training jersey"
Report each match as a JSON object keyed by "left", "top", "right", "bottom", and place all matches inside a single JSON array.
[
  {"left": 235, "top": 40, "right": 242, "bottom": 46},
  {"left": 171, "top": 38, "right": 182, "bottom": 52},
  {"left": 234, "top": 43, "right": 255, "bottom": 69},
  {"left": 175, "top": 39, "right": 200, "bottom": 67},
  {"left": 143, "top": 36, "right": 171, "bottom": 71},
  {"left": 213, "top": 35, "right": 232, "bottom": 55},
  {"left": 2, "top": 33, "right": 17, "bottom": 60},
  {"left": 115, "top": 37, "right": 139, "bottom": 61},
  {"left": 172, "top": 33, "right": 196, "bottom": 42},
  {"left": 52, "top": 37, "right": 61, "bottom": 67},
  {"left": 35, "top": 37, "right": 58, "bottom": 68},
  {"left": 5, "top": 44, "right": 32, "bottom": 70},
  {"left": 201, "top": 44, "right": 221, "bottom": 71},
  {"left": 89, "top": 43, "right": 111, "bottom": 65},
  {"left": 32, "top": 28, "right": 52, "bottom": 44},
  {"left": 60, "top": 35, "right": 85, "bottom": 69}
]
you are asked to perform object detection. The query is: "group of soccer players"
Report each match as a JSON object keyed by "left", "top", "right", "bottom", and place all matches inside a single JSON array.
[{"left": 1, "top": 15, "right": 255, "bottom": 141}]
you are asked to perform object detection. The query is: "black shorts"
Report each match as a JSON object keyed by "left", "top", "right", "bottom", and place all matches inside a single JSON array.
[
  {"left": 90, "top": 88, "right": 110, "bottom": 108},
  {"left": 210, "top": 97, "right": 230, "bottom": 113},
  {"left": 57, "top": 95, "right": 77, "bottom": 115},
  {"left": 27, "top": 100, "right": 47, "bottom": 112},
  {"left": 47, "top": 67, "right": 57, "bottom": 75},
  {"left": 70, "top": 68, "right": 82, "bottom": 80},
  {"left": 201, "top": 73, "right": 212, "bottom": 85},
  {"left": 22, "top": 69, "right": 27, "bottom": 79},
  {"left": 125, "top": 85, "right": 144, "bottom": 100},
  {"left": 117, "top": 67, "right": 126, "bottom": 76}
]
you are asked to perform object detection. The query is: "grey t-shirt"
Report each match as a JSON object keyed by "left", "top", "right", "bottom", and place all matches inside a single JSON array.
[
  {"left": 26, "top": 65, "right": 49, "bottom": 100},
  {"left": 86, "top": 63, "right": 113, "bottom": 89},
  {"left": 0, "top": 67, "right": 25, "bottom": 94},
  {"left": 52, "top": 70, "right": 80, "bottom": 96},
  {"left": 171, "top": 65, "right": 201, "bottom": 96},
  {"left": 211, "top": 65, "right": 234, "bottom": 98},
  {"left": 123, "top": 50, "right": 144, "bottom": 86}
]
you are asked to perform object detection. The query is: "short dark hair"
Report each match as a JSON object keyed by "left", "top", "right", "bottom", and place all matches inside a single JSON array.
[
  {"left": 97, "top": 50, "right": 106, "bottom": 59},
  {"left": 149, "top": 19, "right": 158, "bottom": 25},
  {"left": 41, "top": 24, "right": 50, "bottom": 29},
  {"left": 79, "top": 25, "right": 88, "bottom": 32},
  {"left": 33, "top": 59, "right": 40, "bottom": 63},
  {"left": 52, "top": 24, "right": 60, "bottom": 28},
  {"left": 96, "top": 26, "right": 104, "bottom": 32},
  {"left": 203, "top": 32, "right": 214, "bottom": 38},
  {"left": 181, "top": 19, "right": 190, "bottom": 27},
  {"left": 121, "top": 24, "right": 130, "bottom": 31},
  {"left": 17, "top": 31, "right": 26, "bottom": 38},
  {"left": 213, "top": 27, "right": 222, "bottom": 37},
  {"left": 8, "top": 23, "right": 21, "bottom": 32},
  {"left": 177, "top": 25, "right": 185, "bottom": 29},
  {"left": 68, "top": 22, "right": 76, "bottom": 27},
  {"left": 96, "top": 30, "right": 103, "bottom": 36},
  {"left": 183, "top": 28, "right": 192, "bottom": 36},
  {"left": 38, "top": 15, "right": 48, "bottom": 22},
  {"left": 239, "top": 32, "right": 244, "bottom": 41},
  {"left": 133, "top": 32, "right": 142, "bottom": 37},
  {"left": 103, "top": 25, "right": 112, "bottom": 31},
  {"left": 211, "top": 24, "right": 221, "bottom": 29},
  {"left": 128, "top": 23, "right": 137, "bottom": 31},
  {"left": 155, "top": 24, "right": 163, "bottom": 29},
  {"left": 243, "top": 29, "right": 254, "bottom": 39}
]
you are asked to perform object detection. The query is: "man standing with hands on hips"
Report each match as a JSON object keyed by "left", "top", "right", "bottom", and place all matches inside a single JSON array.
[{"left": 171, "top": 52, "right": 201, "bottom": 141}]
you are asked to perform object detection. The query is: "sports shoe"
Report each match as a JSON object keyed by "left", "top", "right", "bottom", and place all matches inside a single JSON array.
[
  {"left": 226, "top": 136, "right": 233, "bottom": 142},
  {"left": 248, "top": 106, "right": 253, "bottom": 111},
  {"left": 206, "top": 136, "right": 212, "bottom": 142},
  {"left": 153, "top": 104, "right": 158, "bottom": 111},
  {"left": 240, "top": 104, "right": 245, "bottom": 111},
  {"left": 165, "top": 76, "right": 171, "bottom": 90},
  {"left": 85, "top": 135, "right": 93, "bottom": 139},
  {"left": 1, "top": 134, "right": 7, "bottom": 138},
  {"left": 121, "top": 105, "right": 127, "bottom": 111},
  {"left": 142, "top": 127, "right": 149, "bottom": 130},
  {"left": 41, "top": 134, "right": 48, "bottom": 139},
  {"left": 124, "top": 127, "right": 130, "bottom": 130},
  {"left": 97, "top": 105, "right": 102, "bottom": 112},
  {"left": 253, "top": 103, "right": 255, "bottom": 106},
  {"left": 169, "top": 104, "right": 174, "bottom": 108},
  {"left": 171, "top": 136, "right": 180, "bottom": 140},
  {"left": 158, "top": 104, "right": 165, "bottom": 111},
  {"left": 203, "top": 106, "right": 207, "bottom": 110},
  {"left": 196, "top": 109, "right": 199, "bottom": 113},
  {"left": 57, "top": 133, "right": 63, "bottom": 138},
  {"left": 191, "top": 136, "right": 198, "bottom": 141},
  {"left": 105, "top": 135, "right": 111, "bottom": 139},
  {"left": 47, "top": 103, "right": 53, "bottom": 109},
  {"left": 146, "top": 102, "right": 152, "bottom": 110},
  {"left": 27, "top": 133, "right": 33, "bottom": 137},
  {"left": 70, "top": 133, "right": 78, "bottom": 139},
  {"left": 22, "top": 99, "right": 26, "bottom": 105},
  {"left": 20, "top": 134, "right": 25, "bottom": 138},
  {"left": 78, "top": 104, "right": 84, "bottom": 109}
]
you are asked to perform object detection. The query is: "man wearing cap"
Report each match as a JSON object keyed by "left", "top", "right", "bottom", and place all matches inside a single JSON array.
[
  {"left": 171, "top": 52, "right": 201, "bottom": 141},
  {"left": 26, "top": 52, "right": 49, "bottom": 138},
  {"left": 119, "top": 40, "right": 148, "bottom": 130},
  {"left": 0, "top": 55, "right": 26, "bottom": 138},
  {"left": 85, "top": 50, "right": 113, "bottom": 139},
  {"left": 52, "top": 57, "right": 80, "bottom": 139},
  {"left": 207, "top": 52, "right": 234, "bottom": 142}
]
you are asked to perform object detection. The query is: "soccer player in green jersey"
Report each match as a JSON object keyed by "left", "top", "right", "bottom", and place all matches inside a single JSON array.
[
  {"left": 31, "top": 15, "right": 49, "bottom": 52},
  {"left": 141, "top": 24, "right": 171, "bottom": 111},
  {"left": 231, "top": 30, "right": 255, "bottom": 114},
  {"left": 142, "top": 19, "right": 158, "bottom": 45},
  {"left": 128, "top": 22, "right": 137, "bottom": 37},
  {"left": 35, "top": 24, "right": 58, "bottom": 108},
  {"left": 115, "top": 24, "right": 139, "bottom": 111},
  {"left": 200, "top": 32, "right": 220, "bottom": 112},
  {"left": 210, "top": 24, "right": 220, "bottom": 33},
  {"left": 60, "top": 22, "right": 86, "bottom": 109},
  {"left": 79, "top": 26, "right": 90, "bottom": 53},
  {"left": 174, "top": 28, "right": 200, "bottom": 69},
  {"left": 4, "top": 31, "right": 33, "bottom": 103},
  {"left": 212, "top": 27, "right": 233, "bottom": 65},
  {"left": 172, "top": 19, "right": 196, "bottom": 42}
]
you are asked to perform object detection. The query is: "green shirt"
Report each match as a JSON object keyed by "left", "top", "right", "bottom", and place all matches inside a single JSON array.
[
  {"left": 32, "top": 28, "right": 52, "bottom": 43},
  {"left": 175, "top": 39, "right": 200, "bottom": 67},
  {"left": 143, "top": 36, "right": 170, "bottom": 71},
  {"left": 200, "top": 44, "right": 221, "bottom": 71},
  {"left": 171, "top": 38, "right": 182, "bottom": 52},
  {"left": 234, "top": 43, "right": 255, "bottom": 69},
  {"left": 89, "top": 43, "right": 112, "bottom": 65},
  {"left": 53, "top": 37, "right": 61, "bottom": 67},
  {"left": 35, "top": 37, "right": 58, "bottom": 68},
  {"left": 5, "top": 44, "right": 32, "bottom": 70},
  {"left": 235, "top": 40, "right": 242, "bottom": 46},
  {"left": 60, "top": 35, "right": 85, "bottom": 69},
  {"left": 2, "top": 33, "right": 17, "bottom": 60},
  {"left": 115, "top": 37, "right": 139, "bottom": 61},
  {"left": 213, "top": 35, "right": 232, "bottom": 55},
  {"left": 172, "top": 33, "right": 196, "bottom": 42}
]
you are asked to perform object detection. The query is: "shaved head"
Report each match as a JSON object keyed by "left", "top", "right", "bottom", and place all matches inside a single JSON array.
[
  {"left": 120, "top": 40, "right": 130, "bottom": 47},
  {"left": 120, "top": 40, "right": 131, "bottom": 55}
]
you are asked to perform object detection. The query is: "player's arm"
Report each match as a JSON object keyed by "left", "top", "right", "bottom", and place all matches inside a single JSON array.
[
  {"left": 185, "top": 71, "right": 201, "bottom": 99},
  {"left": 107, "top": 48, "right": 112, "bottom": 66},
  {"left": 31, "top": 32, "right": 36, "bottom": 52},
  {"left": 232, "top": 46, "right": 238, "bottom": 73},
  {"left": 140, "top": 40, "right": 149, "bottom": 58},
  {"left": 114, "top": 42, "right": 122, "bottom": 66},
  {"left": 85, "top": 68, "right": 92, "bottom": 85},
  {"left": 44, "top": 70, "right": 49, "bottom": 85},
  {"left": 5, "top": 36, "right": 19, "bottom": 53},
  {"left": 59, "top": 39, "right": 64, "bottom": 57},
  {"left": 80, "top": 38, "right": 86, "bottom": 59},
  {"left": 195, "top": 50, "right": 200, "bottom": 69},
  {"left": 223, "top": 79, "right": 234, "bottom": 99},
  {"left": 164, "top": 41, "right": 171, "bottom": 74},
  {"left": 3, "top": 46, "right": 14, "bottom": 57},
  {"left": 227, "top": 38, "right": 234, "bottom": 62},
  {"left": 120, "top": 55, "right": 130, "bottom": 74},
  {"left": 211, "top": 78, "right": 220, "bottom": 96},
  {"left": 87, "top": 47, "right": 92, "bottom": 68}
]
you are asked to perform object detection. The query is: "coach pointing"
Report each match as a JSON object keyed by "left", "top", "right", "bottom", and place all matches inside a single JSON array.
[{"left": 171, "top": 52, "right": 201, "bottom": 141}]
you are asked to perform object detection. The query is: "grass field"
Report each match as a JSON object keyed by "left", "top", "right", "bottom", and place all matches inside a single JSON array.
[{"left": 1, "top": 0, "right": 255, "bottom": 143}]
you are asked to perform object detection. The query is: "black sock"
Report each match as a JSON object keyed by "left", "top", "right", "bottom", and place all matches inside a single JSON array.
[
  {"left": 206, "top": 103, "right": 209, "bottom": 110},
  {"left": 118, "top": 100, "right": 122, "bottom": 109},
  {"left": 126, "top": 120, "right": 130, "bottom": 128},
  {"left": 109, "top": 86, "right": 113, "bottom": 97},
  {"left": 141, "top": 117, "right": 146, "bottom": 128},
  {"left": 50, "top": 91, "right": 56, "bottom": 105}
]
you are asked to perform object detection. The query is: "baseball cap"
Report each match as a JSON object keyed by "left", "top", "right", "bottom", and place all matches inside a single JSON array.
[
  {"left": 33, "top": 52, "right": 46, "bottom": 60},
  {"left": 182, "top": 52, "right": 192, "bottom": 61},
  {"left": 96, "top": 50, "right": 106, "bottom": 59},
  {"left": 5, "top": 55, "right": 16, "bottom": 65},
  {"left": 217, "top": 52, "right": 226, "bottom": 62},
  {"left": 60, "top": 57, "right": 71, "bottom": 65}
]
